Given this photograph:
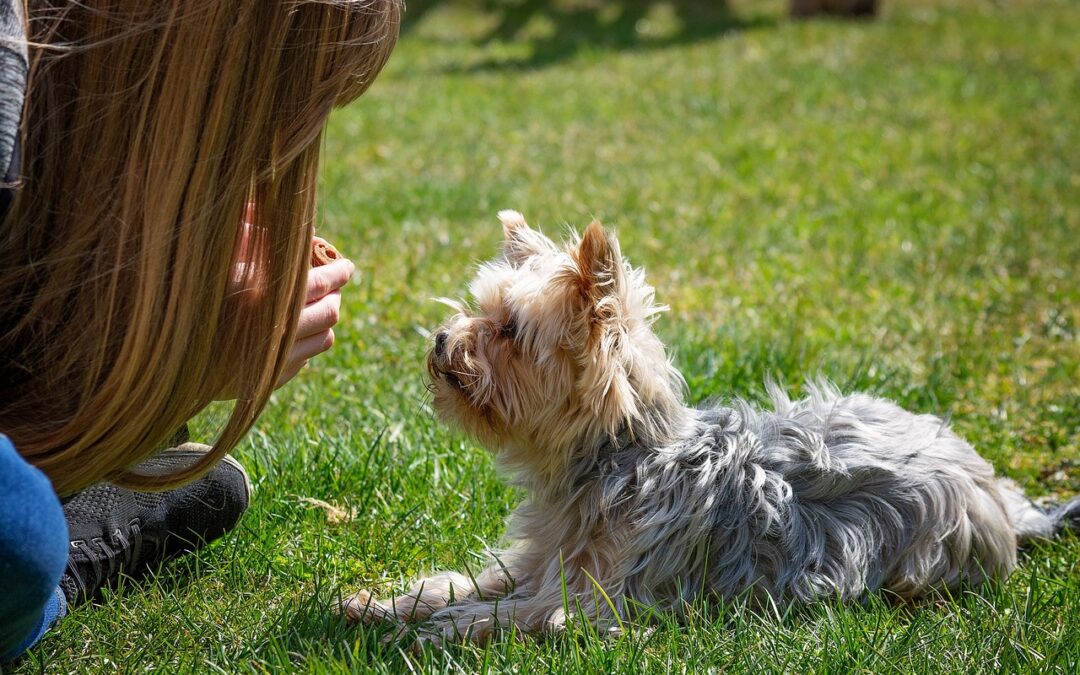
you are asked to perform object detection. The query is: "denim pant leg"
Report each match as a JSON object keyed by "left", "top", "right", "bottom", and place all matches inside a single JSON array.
[{"left": 0, "top": 434, "right": 69, "bottom": 661}]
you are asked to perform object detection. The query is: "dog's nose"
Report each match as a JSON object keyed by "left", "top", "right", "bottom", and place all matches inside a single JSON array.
[{"left": 434, "top": 331, "right": 448, "bottom": 358}]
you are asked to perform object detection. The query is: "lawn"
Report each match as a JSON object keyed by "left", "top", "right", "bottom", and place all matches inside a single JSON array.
[{"left": 15, "top": 0, "right": 1080, "bottom": 672}]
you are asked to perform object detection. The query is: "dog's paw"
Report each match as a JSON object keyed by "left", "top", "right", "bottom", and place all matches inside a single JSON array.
[
  {"left": 419, "top": 609, "right": 504, "bottom": 649},
  {"left": 340, "top": 590, "right": 399, "bottom": 625},
  {"left": 405, "top": 623, "right": 476, "bottom": 653}
]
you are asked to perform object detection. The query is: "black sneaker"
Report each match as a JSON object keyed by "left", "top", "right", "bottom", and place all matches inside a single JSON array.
[{"left": 59, "top": 442, "right": 251, "bottom": 607}]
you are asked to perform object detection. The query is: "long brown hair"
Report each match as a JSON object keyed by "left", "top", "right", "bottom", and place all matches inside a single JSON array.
[{"left": 0, "top": 0, "right": 400, "bottom": 494}]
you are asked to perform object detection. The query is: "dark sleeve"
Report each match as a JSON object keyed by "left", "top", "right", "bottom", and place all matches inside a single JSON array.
[{"left": 0, "top": 0, "right": 25, "bottom": 223}]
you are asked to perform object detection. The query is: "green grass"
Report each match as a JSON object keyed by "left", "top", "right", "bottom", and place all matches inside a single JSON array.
[{"left": 15, "top": 0, "right": 1080, "bottom": 672}]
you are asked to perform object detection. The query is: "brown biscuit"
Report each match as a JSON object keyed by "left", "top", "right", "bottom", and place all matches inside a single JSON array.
[{"left": 312, "top": 239, "right": 342, "bottom": 267}]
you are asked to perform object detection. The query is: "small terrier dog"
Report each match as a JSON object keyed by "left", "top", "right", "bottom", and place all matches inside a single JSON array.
[{"left": 344, "top": 211, "right": 1079, "bottom": 644}]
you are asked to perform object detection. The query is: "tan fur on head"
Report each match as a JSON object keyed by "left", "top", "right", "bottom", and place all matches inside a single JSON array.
[
  {"left": 499, "top": 209, "right": 558, "bottom": 265},
  {"left": 426, "top": 212, "right": 686, "bottom": 487}
]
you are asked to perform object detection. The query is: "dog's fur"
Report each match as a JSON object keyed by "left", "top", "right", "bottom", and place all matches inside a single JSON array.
[{"left": 343, "top": 211, "right": 1079, "bottom": 644}]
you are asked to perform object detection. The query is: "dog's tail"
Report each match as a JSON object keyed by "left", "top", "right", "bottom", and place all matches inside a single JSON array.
[
  {"left": 1046, "top": 496, "right": 1080, "bottom": 535},
  {"left": 999, "top": 480, "right": 1080, "bottom": 543}
]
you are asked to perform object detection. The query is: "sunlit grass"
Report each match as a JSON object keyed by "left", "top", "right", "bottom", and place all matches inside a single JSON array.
[{"left": 16, "top": 1, "right": 1080, "bottom": 672}]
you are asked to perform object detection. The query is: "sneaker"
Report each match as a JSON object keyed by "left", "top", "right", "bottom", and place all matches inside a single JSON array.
[{"left": 59, "top": 442, "right": 251, "bottom": 607}]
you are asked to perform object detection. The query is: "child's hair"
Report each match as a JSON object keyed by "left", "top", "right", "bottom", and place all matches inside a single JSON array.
[{"left": 0, "top": 0, "right": 401, "bottom": 495}]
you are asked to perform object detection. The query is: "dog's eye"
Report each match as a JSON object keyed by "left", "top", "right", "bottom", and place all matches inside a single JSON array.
[{"left": 500, "top": 316, "right": 518, "bottom": 339}]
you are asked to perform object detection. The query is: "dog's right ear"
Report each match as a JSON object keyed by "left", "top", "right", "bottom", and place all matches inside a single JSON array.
[
  {"left": 499, "top": 210, "right": 554, "bottom": 265},
  {"left": 575, "top": 219, "right": 625, "bottom": 306}
]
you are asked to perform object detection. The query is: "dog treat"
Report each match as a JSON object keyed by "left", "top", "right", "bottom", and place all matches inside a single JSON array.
[{"left": 311, "top": 239, "right": 342, "bottom": 267}]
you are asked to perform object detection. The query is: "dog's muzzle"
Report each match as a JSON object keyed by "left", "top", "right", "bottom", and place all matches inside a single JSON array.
[
  {"left": 434, "top": 330, "right": 449, "bottom": 359},
  {"left": 429, "top": 330, "right": 464, "bottom": 390}
]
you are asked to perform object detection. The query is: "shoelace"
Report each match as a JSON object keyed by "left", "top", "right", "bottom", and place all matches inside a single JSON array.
[{"left": 69, "top": 519, "right": 145, "bottom": 595}]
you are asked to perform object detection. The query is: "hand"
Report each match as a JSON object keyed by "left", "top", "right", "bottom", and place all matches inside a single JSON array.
[
  {"left": 225, "top": 205, "right": 353, "bottom": 393},
  {"left": 276, "top": 241, "right": 354, "bottom": 387}
]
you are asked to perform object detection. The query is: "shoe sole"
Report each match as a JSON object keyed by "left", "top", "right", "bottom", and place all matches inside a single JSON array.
[{"left": 218, "top": 451, "right": 254, "bottom": 499}]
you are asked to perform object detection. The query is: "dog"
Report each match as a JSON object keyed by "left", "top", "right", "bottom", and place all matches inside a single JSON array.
[{"left": 343, "top": 211, "right": 1079, "bottom": 644}]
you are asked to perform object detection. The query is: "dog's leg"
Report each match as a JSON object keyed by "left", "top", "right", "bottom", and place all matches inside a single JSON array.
[
  {"left": 342, "top": 562, "right": 518, "bottom": 625},
  {"left": 416, "top": 596, "right": 560, "bottom": 646},
  {"left": 341, "top": 572, "right": 473, "bottom": 625},
  {"left": 417, "top": 574, "right": 624, "bottom": 646}
]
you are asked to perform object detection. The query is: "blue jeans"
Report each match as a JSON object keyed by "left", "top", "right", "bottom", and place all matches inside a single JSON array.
[{"left": 0, "top": 434, "right": 68, "bottom": 662}]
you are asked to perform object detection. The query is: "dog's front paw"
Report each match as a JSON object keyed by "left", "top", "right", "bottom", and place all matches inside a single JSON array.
[
  {"left": 414, "top": 606, "right": 510, "bottom": 650},
  {"left": 340, "top": 589, "right": 399, "bottom": 625}
]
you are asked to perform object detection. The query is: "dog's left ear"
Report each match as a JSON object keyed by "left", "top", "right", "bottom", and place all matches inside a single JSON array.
[
  {"left": 575, "top": 219, "right": 624, "bottom": 304},
  {"left": 499, "top": 210, "right": 556, "bottom": 265},
  {"left": 574, "top": 220, "right": 638, "bottom": 434}
]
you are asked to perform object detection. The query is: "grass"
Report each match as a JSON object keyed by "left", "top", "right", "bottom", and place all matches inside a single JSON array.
[{"left": 14, "top": 0, "right": 1080, "bottom": 672}]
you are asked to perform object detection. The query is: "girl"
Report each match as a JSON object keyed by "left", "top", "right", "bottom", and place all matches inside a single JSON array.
[{"left": 0, "top": 0, "right": 401, "bottom": 660}]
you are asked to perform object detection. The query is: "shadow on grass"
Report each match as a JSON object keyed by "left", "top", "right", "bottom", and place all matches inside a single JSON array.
[{"left": 403, "top": 0, "right": 776, "bottom": 72}]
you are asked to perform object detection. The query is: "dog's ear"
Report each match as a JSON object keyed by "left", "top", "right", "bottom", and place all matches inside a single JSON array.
[
  {"left": 573, "top": 220, "right": 638, "bottom": 431},
  {"left": 575, "top": 219, "right": 625, "bottom": 304},
  {"left": 499, "top": 210, "right": 554, "bottom": 265}
]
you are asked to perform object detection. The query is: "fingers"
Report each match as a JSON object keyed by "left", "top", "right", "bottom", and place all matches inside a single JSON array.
[
  {"left": 277, "top": 287, "right": 343, "bottom": 388},
  {"left": 275, "top": 236, "right": 352, "bottom": 389},
  {"left": 296, "top": 289, "right": 342, "bottom": 340},
  {"left": 306, "top": 257, "right": 355, "bottom": 303},
  {"left": 276, "top": 328, "right": 336, "bottom": 387},
  {"left": 275, "top": 361, "right": 306, "bottom": 389}
]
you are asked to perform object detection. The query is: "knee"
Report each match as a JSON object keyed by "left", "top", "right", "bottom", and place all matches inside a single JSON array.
[{"left": 0, "top": 436, "right": 69, "bottom": 618}]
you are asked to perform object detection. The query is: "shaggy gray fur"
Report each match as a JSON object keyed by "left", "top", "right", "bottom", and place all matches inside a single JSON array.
[
  {"left": 348, "top": 381, "right": 1072, "bottom": 643},
  {"left": 556, "top": 381, "right": 1058, "bottom": 611}
]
